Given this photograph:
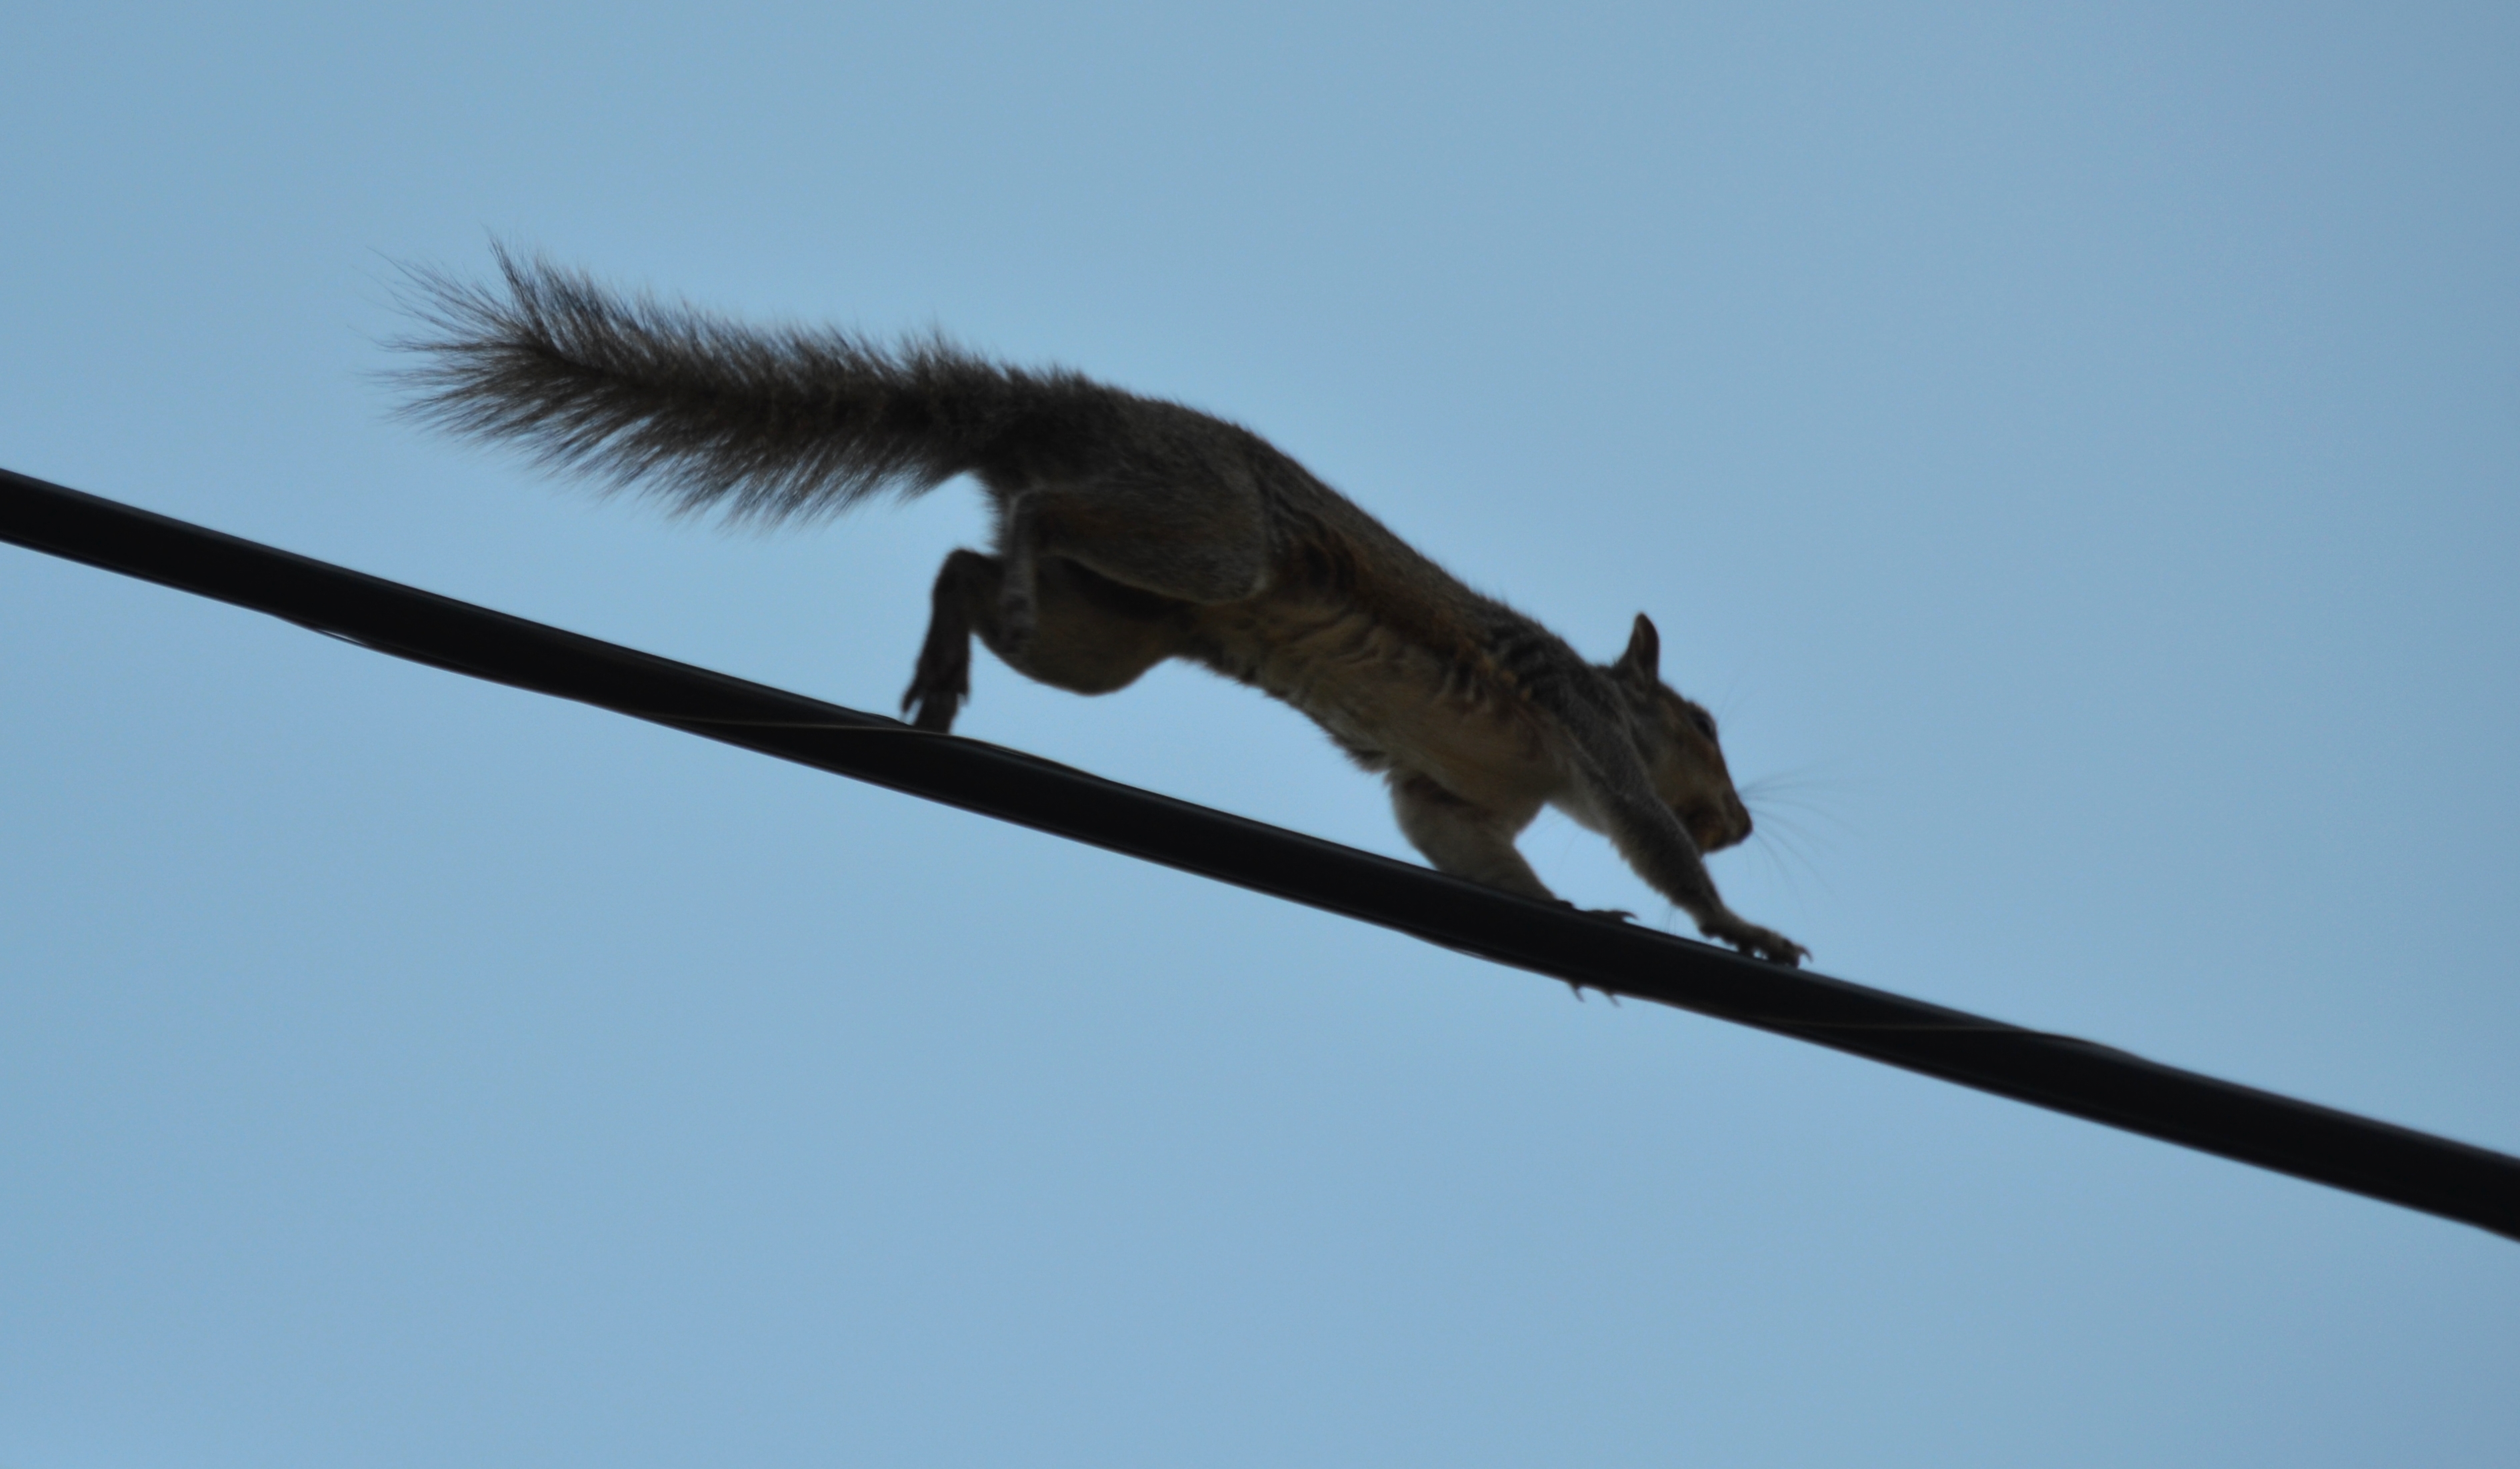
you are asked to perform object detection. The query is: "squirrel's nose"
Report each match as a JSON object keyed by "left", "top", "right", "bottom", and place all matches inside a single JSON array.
[{"left": 1690, "top": 798, "right": 1753, "bottom": 853}]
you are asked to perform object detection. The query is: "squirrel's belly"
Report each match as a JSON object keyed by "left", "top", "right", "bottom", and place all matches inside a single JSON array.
[{"left": 1190, "top": 599, "right": 1563, "bottom": 804}]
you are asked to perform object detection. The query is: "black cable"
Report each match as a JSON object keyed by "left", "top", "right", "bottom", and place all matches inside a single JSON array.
[{"left": 6, "top": 464, "right": 2515, "bottom": 1241}]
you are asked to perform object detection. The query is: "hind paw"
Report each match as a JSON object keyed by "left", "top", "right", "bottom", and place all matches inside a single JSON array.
[
  {"left": 901, "top": 663, "right": 968, "bottom": 733},
  {"left": 997, "top": 587, "right": 1039, "bottom": 651}
]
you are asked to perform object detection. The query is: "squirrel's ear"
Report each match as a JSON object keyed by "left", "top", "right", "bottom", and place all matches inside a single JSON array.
[{"left": 1613, "top": 613, "right": 1661, "bottom": 685}]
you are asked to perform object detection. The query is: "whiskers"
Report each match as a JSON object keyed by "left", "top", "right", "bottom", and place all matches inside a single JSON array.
[{"left": 1734, "top": 765, "right": 1861, "bottom": 906}]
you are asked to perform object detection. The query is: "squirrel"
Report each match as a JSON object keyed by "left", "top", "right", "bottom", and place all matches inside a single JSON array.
[{"left": 389, "top": 248, "right": 1807, "bottom": 966}]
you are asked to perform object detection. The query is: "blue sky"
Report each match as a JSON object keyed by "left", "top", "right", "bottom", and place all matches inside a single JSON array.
[{"left": 5, "top": 3, "right": 2515, "bottom": 1465}]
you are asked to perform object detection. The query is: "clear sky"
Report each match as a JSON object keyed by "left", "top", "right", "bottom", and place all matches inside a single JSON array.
[{"left": 4, "top": 3, "right": 2515, "bottom": 1465}]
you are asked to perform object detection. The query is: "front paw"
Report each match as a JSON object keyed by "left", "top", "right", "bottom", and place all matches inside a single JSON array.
[
  {"left": 1703, "top": 916, "right": 1809, "bottom": 967},
  {"left": 1551, "top": 900, "right": 1635, "bottom": 923}
]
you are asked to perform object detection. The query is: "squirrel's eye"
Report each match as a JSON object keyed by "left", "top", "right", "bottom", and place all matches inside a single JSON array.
[{"left": 1687, "top": 709, "right": 1718, "bottom": 741}]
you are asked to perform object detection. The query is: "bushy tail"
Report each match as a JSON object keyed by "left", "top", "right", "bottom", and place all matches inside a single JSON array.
[{"left": 387, "top": 246, "right": 1085, "bottom": 525}]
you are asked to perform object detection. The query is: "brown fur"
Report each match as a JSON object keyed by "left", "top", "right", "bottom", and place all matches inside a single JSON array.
[{"left": 390, "top": 249, "right": 1805, "bottom": 964}]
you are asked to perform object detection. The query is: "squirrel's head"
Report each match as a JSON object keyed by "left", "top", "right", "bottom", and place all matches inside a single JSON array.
[{"left": 1609, "top": 613, "right": 1754, "bottom": 854}]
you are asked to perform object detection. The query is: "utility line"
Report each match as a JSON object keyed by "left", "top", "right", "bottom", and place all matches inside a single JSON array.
[{"left": 5, "top": 465, "right": 2515, "bottom": 1242}]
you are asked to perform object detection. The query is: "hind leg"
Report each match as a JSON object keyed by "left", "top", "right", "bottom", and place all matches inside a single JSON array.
[
  {"left": 903, "top": 550, "right": 991, "bottom": 730},
  {"left": 995, "top": 475, "right": 1270, "bottom": 647},
  {"left": 903, "top": 549, "right": 1186, "bottom": 731}
]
